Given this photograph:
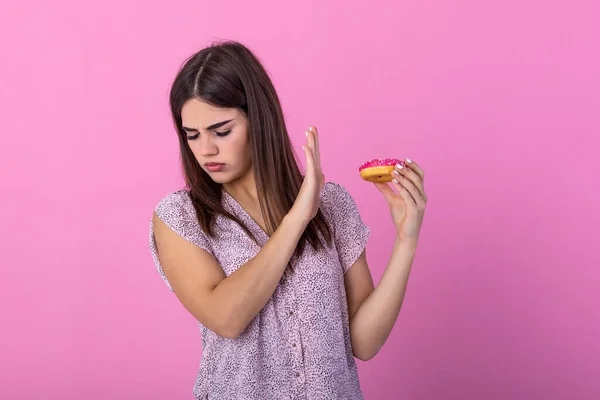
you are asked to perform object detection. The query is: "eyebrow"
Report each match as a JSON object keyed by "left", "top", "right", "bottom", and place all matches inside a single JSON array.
[{"left": 182, "top": 119, "right": 233, "bottom": 132}]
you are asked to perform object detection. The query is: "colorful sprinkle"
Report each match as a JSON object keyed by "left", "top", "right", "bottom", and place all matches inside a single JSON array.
[{"left": 358, "top": 158, "right": 403, "bottom": 171}]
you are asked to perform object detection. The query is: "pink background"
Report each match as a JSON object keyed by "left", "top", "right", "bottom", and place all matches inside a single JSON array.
[{"left": 1, "top": 0, "right": 599, "bottom": 399}]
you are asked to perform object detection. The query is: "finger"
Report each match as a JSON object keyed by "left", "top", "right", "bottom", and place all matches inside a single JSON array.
[
  {"left": 405, "top": 158, "right": 424, "bottom": 182},
  {"left": 394, "top": 175, "right": 425, "bottom": 208},
  {"left": 309, "top": 125, "right": 320, "bottom": 168},
  {"left": 392, "top": 178, "right": 417, "bottom": 207},
  {"left": 374, "top": 182, "right": 396, "bottom": 205},
  {"left": 302, "top": 144, "right": 315, "bottom": 173},
  {"left": 305, "top": 129, "right": 318, "bottom": 170},
  {"left": 394, "top": 164, "right": 425, "bottom": 198}
]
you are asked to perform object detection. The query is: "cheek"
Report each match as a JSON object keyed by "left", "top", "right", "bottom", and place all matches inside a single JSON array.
[
  {"left": 228, "top": 135, "right": 251, "bottom": 159},
  {"left": 187, "top": 141, "right": 202, "bottom": 158}
]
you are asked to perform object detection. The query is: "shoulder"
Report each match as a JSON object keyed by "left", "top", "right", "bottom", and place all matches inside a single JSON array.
[
  {"left": 319, "top": 181, "right": 363, "bottom": 223},
  {"left": 321, "top": 181, "right": 349, "bottom": 198},
  {"left": 151, "top": 189, "right": 213, "bottom": 251},
  {"left": 154, "top": 189, "right": 196, "bottom": 222},
  {"left": 320, "top": 181, "right": 358, "bottom": 208},
  {"left": 149, "top": 189, "right": 215, "bottom": 292},
  {"left": 320, "top": 182, "right": 370, "bottom": 270},
  {"left": 152, "top": 189, "right": 201, "bottom": 240}
]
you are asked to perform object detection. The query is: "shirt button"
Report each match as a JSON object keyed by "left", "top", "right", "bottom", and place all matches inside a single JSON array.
[
  {"left": 292, "top": 343, "right": 296, "bottom": 347},
  {"left": 289, "top": 311, "right": 294, "bottom": 316},
  {"left": 295, "top": 372, "right": 300, "bottom": 378}
]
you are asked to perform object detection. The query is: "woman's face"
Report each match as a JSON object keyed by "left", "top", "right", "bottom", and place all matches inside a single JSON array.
[{"left": 180, "top": 98, "right": 252, "bottom": 185}]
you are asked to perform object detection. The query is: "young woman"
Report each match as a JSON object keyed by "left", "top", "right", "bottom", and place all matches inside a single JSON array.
[{"left": 149, "top": 41, "right": 427, "bottom": 400}]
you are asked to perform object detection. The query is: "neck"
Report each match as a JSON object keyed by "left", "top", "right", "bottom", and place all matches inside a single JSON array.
[{"left": 223, "top": 166, "right": 258, "bottom": 202}]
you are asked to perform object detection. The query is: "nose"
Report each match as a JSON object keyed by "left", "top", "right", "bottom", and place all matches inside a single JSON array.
[{"left": 199, "top": 132, "right": 218, "bottom": 157}]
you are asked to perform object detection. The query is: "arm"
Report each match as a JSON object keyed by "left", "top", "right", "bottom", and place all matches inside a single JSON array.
[
  {"left": 345, "top": 239, "right": 416, "bottom": 361},
  {"left": 153, "top": 210, "right": 308, "bottom": 339},
  {"left": 345, "top": 158, "right": 427, "bottom": 360}
]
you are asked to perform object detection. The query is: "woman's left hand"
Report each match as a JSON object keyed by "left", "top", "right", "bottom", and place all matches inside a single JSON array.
[{"left": 374, "top": 159, "right": 427, "bottom": 243}]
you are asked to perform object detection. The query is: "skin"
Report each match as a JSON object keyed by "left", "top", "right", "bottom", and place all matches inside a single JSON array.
[{"left": 153, "top": 98, "right": 427, "bottom": 360}]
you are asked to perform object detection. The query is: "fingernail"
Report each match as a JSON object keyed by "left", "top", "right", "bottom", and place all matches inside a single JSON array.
[
  {"left": 396, "top": 163, "right": 403, "bottom": 169},
  {"left": 309, "top": 126, "right": 313, "bottom": 132},
  {"left": 393, "top": 178, "right": 399, "bottom": 184},
  {"left": 406, "top": 158, "right": 412, "bottom": 163},
  {"left": 393, "top": 170, "right": 400, "bottom": 175},
  {"left": 305, "top": 131, "right": 308, "bottom": 137}
]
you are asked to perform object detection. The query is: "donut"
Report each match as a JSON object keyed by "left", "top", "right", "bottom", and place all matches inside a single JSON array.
[{"left": 358, "top": 158, "right": 404, "bottom": 183}]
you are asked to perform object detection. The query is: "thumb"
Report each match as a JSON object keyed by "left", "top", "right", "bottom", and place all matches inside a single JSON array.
[{"left": 374, "top": 182, "right": 395, "bottom": 205}]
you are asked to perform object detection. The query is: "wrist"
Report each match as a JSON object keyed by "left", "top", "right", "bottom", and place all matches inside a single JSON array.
[
  {"left": 395, "top": 234, "right": 418, "bottom": 251},
  {"left": 284, "top": 209, "right": 310, "bottom": 230}
]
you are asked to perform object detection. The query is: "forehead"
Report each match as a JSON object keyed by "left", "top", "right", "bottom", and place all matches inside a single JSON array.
[{"left": 181, "top": 98, "right": 241, "bottom": 128}]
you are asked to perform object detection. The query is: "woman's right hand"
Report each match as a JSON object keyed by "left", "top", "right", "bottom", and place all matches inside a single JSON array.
[{"left": 289, "top": 125, "right": 324, "bottom": 224}]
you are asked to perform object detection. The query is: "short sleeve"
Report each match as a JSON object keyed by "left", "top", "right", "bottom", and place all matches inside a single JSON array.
[
  {"left": 148, "top": 190, "right": 213, "bottom": 291},
  {"left": 321, "top": 182, "right": 370, "bottom": 273}
]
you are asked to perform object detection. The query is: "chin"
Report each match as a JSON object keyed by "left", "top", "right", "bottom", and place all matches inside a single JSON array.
[
  {"left": 208, "top": 176, "right": 229, "bottom": 185},
  {"left": 207, "top": 173, "right": 235, "bottom": 185}
]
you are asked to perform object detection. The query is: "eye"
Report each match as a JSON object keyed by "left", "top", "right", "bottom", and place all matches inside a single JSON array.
[
  {"left": 215, "top": 129, "right": 231, "bottom": 137},
  {"left": 187, "top": 133, "right": 200, "bottom": 140}
]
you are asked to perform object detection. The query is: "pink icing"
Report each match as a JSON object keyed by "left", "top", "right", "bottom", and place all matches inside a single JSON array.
[{"left": 358, "top": 158, "right": 403, "bottom": 172}]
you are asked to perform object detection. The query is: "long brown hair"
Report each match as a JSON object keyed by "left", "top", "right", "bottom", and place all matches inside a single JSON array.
[{"left": 168, "top": 40, "right": 332, "bottom": 255}]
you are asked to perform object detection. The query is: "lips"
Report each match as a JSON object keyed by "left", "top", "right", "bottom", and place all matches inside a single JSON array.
[{"left": 205, "top": 163, "right": 225, "bottom": 172}]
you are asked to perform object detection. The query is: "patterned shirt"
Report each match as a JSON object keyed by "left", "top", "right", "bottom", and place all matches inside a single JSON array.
[{"left": 149, "top": 182, "right": 371, "bottom": 399}]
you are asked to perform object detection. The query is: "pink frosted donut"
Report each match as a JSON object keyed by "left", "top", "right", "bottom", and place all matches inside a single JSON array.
[{"left": 358, "top": 158, "right": 404, "bottom": 183}]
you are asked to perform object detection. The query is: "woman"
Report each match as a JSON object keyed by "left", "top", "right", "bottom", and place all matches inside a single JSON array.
[{"left": 149, "top": 40, "right": 427, "bottom": 400}]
